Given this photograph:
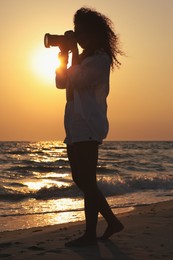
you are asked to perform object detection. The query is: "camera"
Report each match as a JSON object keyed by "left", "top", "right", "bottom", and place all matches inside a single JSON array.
[{"left": 44, "top": 30, "right": 74, "bottom": 51}]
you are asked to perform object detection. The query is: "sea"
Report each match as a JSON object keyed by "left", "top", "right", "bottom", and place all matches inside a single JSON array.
[{"left": 0, "top": 141, "right": 173, "bottom": 232}]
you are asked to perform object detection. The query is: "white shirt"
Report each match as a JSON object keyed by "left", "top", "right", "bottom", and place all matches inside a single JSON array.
[{"left": 55, "top": 51, "right": 110, "bottom": 144}]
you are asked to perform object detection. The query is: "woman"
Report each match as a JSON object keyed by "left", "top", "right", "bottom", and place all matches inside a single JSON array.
[{"left": 55, "top": 7, "right": 124, "bottom": 247}]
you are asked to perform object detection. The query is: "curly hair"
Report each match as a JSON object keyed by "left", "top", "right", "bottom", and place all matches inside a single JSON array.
[{"left": 74, "top": 7, "right": 123, "bottom": 69}]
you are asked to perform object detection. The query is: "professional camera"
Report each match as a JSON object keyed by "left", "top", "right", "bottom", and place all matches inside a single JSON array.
[{"left": 44, "top": 30, "right": 75, "bottom": 51}]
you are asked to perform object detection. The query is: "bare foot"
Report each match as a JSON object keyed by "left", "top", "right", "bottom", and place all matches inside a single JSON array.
[
  {"left": 65, "top": 235, "right": 97, "bottom": 247},
  {"left": 99, "top": 221, "right": 124, "bottom": 240}
]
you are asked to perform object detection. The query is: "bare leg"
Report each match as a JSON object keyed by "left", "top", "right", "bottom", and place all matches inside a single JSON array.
[
  {"left": 66, "top": 142, "right": 124, "bottom": 246},
  {"left": 65, "top": 142, "right": 98, "bottom": 247},
  {"left": 97, "top": 189, "right": 124, "bottom": 239}
]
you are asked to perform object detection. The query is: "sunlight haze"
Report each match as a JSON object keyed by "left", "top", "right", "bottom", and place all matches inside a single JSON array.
[{"left": 0, "top": 0, "right": 173, "bottom": 141}]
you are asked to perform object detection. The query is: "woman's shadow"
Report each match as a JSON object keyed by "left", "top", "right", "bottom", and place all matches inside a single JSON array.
[{"left": 68, "top": 239, "right": 133, "bottom": 260}]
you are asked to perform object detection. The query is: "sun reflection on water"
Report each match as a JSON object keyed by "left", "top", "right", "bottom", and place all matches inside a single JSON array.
[
  {"left": 24, "top": 179, "right": 70, "bottom": 191},
  {"left": 28, "top": 141, "right": 67, "bottom": 163},
  {"left": 1, "top": 141, "right": 85, "bottom": 231},
  {"left": 0, "top": 195, "right": 134, "bottom": 231}
]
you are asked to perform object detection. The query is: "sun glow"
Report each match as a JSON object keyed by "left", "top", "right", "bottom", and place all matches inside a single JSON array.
[
  {"left": 31, "top": 46, "right": 60, "bottom": 83},
  {"left": 24, "top": 179, "right": 69, "bottom": 190},
  {"left": 31, "top": 46, "right": 72, "bottom": 83}
]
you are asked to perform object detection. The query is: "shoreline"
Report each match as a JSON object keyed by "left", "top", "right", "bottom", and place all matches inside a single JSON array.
[
  {"left": 0, "top": 200, "right": 173, "bottom": 259},
  {"left": 0, "top": 204, "right": 135, "bottom": 233}
]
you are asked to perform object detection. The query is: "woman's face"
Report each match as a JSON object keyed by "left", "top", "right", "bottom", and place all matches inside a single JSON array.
[{"left": 74, "top": 24, "right": 91, "bottom": 50}]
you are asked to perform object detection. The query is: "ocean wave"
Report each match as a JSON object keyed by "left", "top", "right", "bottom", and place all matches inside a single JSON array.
[
  {"left": 1, "top": 141, "right": 173, "bottom": 178},
  {"left": 0, "top": 207, "right": 84, "bottom": 218},
  {"left": 6, "top": 161, "right": 69, "bottom": 174},
  {"left": 97, "top": 176, "right": 173, "bottom": 196},
  {"left": 1, "top": 175, "right": 173, "bottom": 202},
  {"left": 0, "top": 184, "right": 81, "bottom": 201}
]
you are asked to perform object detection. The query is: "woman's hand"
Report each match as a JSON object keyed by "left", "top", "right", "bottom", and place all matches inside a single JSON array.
[
  {"left": 64, "top": 30, "right": 78, "bottom": 51},
  {"left": 64, "top": 31, "right": 79, "bottom": 66}
]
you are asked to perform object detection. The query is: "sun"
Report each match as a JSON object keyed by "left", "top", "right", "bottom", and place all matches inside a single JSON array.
[{"left": 31, "top": 46, "right": 61, "bottom": 83}]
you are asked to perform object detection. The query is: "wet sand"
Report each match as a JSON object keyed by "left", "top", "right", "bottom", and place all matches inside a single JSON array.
[{"left": 0, "top": 200, "right": 173, "bottom": 259}]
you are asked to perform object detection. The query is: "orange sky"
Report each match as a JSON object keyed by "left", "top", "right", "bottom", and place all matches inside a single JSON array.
[{"left": 0, "top": 0, "right": 173, "bottom": 141}]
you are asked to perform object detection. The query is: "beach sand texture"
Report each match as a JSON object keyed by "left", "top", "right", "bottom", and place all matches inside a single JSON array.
[{"left": 0, "top": 200, "right": 173, "bottom": 259}]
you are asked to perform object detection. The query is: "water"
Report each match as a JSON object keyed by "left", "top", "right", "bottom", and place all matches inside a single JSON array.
[{"left": 0, "top": 141, "right": 173, "bottom": 232}]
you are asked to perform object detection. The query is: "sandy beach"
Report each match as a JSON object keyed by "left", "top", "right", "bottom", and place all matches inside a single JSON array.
[{"left": 0, "top": 200, "right": 173, "bottom": 259}]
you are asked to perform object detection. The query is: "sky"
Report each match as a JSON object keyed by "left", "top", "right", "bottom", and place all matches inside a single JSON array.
[{"left": 0, "top": 0, "right": 173, "bottom": 141}]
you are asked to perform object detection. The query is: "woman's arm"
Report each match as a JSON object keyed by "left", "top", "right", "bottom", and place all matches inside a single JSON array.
[
  {"left": 67, "top": 53, "right": 111, "bottom": 89},
  {"left": 55, "top": 52, "right": 68, "bottom": 89},
  {"left": 55, "top": 33, "right": 79, "bottom": 89}
]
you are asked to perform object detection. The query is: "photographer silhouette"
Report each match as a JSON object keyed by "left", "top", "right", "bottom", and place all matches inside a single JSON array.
[{"left": 55, "top": 7, "right": 124, "bottom": 247}]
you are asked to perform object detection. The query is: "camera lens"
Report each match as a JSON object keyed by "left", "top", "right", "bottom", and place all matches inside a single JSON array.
[{"left": 44, "top": 33, "right": 50, "bottom": 48}]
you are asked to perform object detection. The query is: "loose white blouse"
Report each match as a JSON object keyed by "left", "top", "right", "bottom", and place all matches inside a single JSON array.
[{"left": 55, "top": 51, "right": 111, "bottom": 144}]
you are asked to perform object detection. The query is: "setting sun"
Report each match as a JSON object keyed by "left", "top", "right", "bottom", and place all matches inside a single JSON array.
[
  {"left": 31, "top": 46, "right": 73, "bottom": 83},
  {"left": 31, "top": 46, "right": 60, "bottom": 83}
]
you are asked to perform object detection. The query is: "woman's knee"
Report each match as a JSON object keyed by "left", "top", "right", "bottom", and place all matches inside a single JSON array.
[
  {"left": 72, "top": 176, "right": 80, "bottom": 187},
  {"left": 72, "top": 175, "right": 90, "bottom": 191}
]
